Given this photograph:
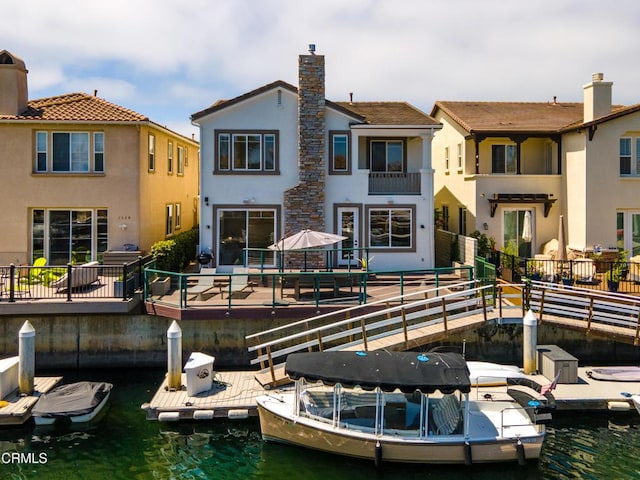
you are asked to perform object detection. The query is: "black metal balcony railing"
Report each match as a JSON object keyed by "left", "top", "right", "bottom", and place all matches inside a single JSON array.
[
  {"left": 368, "top": 172, "right": 421, "bottom": 195},
  {"left": 0, "top": 256, "right": 151, "bottom": 302},
  {"left": 492, "top": 252, "right": 640, "bottom": 294}
]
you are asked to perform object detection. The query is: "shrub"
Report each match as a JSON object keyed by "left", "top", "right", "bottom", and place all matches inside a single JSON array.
[{"left": 150, "top": 226, "right": 199, "bottom": 273}]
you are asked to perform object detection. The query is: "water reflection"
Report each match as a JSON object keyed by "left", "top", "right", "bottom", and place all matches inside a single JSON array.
[{"left": 1, "top": 370, "right": 640, "bottom": 479}]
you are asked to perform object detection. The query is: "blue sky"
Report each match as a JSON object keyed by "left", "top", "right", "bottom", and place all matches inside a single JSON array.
[{"left": 2, "top": 0, "right": 639, "bottom": 139}]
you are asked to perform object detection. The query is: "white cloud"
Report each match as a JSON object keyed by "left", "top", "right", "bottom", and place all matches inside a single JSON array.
[{"left": 1, "top": 0, "right": 639, "bottom": 137}]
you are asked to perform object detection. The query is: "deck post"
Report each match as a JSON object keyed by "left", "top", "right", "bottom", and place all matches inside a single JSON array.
[
  {"left": 18, "top": 320, "right": 35, "bottom": 395},
  {"left": 635, "top": 306, "right": 640, "bottom": 345},
  {"left": 167, "top": 320, "right": 182, "bottom": 390},
  {"left": 401, "top": 307, "right": 408, "bottom": 347},
  {"left": 441, "top": 298, "right": 448, "bottom": 332},
  {"left": 523, "top": 310, "right": 538, "bottom": 374},
  {"left": 586, "top": 296, "right": 595, "bottom": 334}
]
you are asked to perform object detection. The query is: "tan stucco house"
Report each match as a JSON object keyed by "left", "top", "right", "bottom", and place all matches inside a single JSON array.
[
  {"left": 0, "top": 50, "right": 199, "bottom": 265},
  {"left": 431, "top": 73, "right": 640, "bottom": 260}
]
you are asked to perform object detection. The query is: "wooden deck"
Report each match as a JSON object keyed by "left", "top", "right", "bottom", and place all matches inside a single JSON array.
[
  {"left": 146, "top": 363, "right": 640, "bottom": 423},
  {"left": 142, "top": 371, "right": 266, "bottom": 421},
  {"left": 0, "top": 376, "right": 63, "bottom": 426}
]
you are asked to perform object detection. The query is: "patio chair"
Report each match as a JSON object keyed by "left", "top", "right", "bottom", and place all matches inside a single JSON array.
[
  {"left": 30, "top": 257, "right": 47, "bottom": 284},
  {"left": 572, "top": 259, "right": 597, "bottom": 283},
  {"left": 222, "top": 267, "right": 254, "bottom": 299},
  {"left": 186, "top": 267, "right": 218, "bottom": 300}
]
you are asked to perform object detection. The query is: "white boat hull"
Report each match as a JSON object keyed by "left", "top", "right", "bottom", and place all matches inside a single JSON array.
[{"left": 257, "top": 394, "right": 544, "bottom": 465}]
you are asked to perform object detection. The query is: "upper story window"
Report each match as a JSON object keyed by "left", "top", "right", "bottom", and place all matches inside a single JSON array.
[
  {"left": 457, "top": 143, "right": 463, "bottom": 170},
  {"left": 148, "top": 134, "right": 156, "bottom": 172},
  {"left": 168, "top": 141, "right": 174, "bottom": 174},
  {"left": 370, "top": 139, "right": 404, "bottom": 172},
  {"left": 177, "top": 146, "right": 185, "bottom": 175},
  {"left": 216, "top": 131, "right": 278, "bottom": 173},
  {"left": 619, "top": 137, "right": 640, "bottom": 176},
  {"left": 444, "top": 146, "right": 450, "bottom": 171},
  {"left": 329, "top": 131, "right": 350, "bottom": 174},
  {"left": 491, "top": 144, "right": 516, "bottom": 174},
  {"left": 35, "top": 131, "right": 104, "bottom": 173}
]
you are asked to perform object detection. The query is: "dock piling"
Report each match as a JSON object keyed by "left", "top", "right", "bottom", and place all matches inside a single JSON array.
[
  {"left": 167, "top": 320, "right": 182, "bottom": 390},
  {"left": 18, "top": 320, "right": 35, "bottom": 395},
  {"left": 523, "top": 310, "right": 538, "bottom": 374}
]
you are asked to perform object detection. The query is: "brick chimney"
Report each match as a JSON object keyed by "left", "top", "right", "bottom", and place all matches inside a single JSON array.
[
  {"left": 283, "top": 46, "right": 326, "bottom": 237},
  {"left": 0, "top": 50, "right": 28, "bottom": 116},
  {"left": 583, "top": 72, "right": 612, "bottom": 123}
]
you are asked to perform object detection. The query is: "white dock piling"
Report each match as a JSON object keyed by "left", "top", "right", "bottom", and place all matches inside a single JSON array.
[
  {"left": 167, "top": 320, "right": 182, "bottom": 390},
  {"left": 18, "top": 320, "right": 35, "bottom": 395},
  {"left": 523, "top": 310, "right": 538, "bottom": 374}
]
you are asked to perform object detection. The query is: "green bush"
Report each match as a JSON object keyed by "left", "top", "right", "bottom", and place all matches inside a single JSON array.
[{"left": 151, "top": 226, "right": 199, "bottom": 273}]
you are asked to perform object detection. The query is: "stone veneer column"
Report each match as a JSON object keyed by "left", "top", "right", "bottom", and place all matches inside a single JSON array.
[{"left": 283, "top": 53, "right": 326, "bottom": 264}]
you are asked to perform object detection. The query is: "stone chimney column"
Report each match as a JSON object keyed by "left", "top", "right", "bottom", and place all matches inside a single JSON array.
[
  {"left": 583, "top": 72, "right": 612, "bottom": 123},
  {"left": 283, "top": 48, "right": 326, "bottom": 237}
]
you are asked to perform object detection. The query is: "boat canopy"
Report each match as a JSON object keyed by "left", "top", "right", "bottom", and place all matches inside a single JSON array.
[{"left": 285, "top": 351, "right": 471, "bottom": 394}]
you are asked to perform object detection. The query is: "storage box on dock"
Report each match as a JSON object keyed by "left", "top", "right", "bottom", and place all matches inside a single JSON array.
[
  {"left": 184, "top": 352, "right": 215, "bottom": 396},
  {"left": 537, "top": 345, "right": 578, "bottom": 384},
  {"left": 0, "top": 356, "right": 19, "bottom": 400}
]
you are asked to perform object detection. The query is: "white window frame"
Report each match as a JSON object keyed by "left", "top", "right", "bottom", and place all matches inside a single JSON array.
[
  {"left": 444, "top": 146, "right": 450, "bottom": 171},
  {"left": 35, "top": 131, "right": 105, "bottom": 173},
  {"left": 93, "top": 132, "right": 104, "bottom": 173},
  {"left": 177, "top": 145, "right": 185, "bottom": 175},
  {"left": 175, "top": 202, "right": 182, "bottom": 230},
  {"left": 149, "top": 134, "right": 156, "bottom": 172},
  {"left": 165, "top": 204, "right": 174, "bottom": 236},
  {"left": 168, "top": 141, "right": 174, "bottom": 174},
  {"left": 457, "top": 143, "right": 463, "bottom": 171}
]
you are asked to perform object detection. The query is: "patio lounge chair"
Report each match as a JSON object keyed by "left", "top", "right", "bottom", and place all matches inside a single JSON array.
[
  {"left": 50, "top": 261, "right": 101, "bottom": 292},
  {"left": 186, "top": 267, "right": 217, "bottom": 300},
  {"left": 222, "top": 267, "right": 254, "bottom": 299}
]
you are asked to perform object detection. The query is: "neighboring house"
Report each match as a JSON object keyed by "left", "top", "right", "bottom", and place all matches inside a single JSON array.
[
  {"left": 0, "top": 50, "right": 199, "bottom": 266},
  {"left": 431, "top": 73, "right": 640, "bottom": 259},
  {"left": 191, "top": 47, "right": 441, "bottom": 272}
]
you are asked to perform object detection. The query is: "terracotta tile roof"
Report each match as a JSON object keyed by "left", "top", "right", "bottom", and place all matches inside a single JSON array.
[
  {"left": 0, "top": 92, "right": 148, "bottom": 122},
  {"left": 336, "top": 101, "right": 440, "bottom": 126},
  {"left": 432, "top": 101, "right": 585, "bottom": 133}
]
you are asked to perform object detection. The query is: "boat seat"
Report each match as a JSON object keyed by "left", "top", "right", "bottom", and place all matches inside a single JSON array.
[{"left": 431, "top": 394, "right": 461, "bottom": 435}]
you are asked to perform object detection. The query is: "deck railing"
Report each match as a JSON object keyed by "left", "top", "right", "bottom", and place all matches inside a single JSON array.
[
  {"left": 143, "top": 265, "right": 474, "bottom": 310},
  {"left": 368, "top": 172, "right": 421, "bottom": 195},
  {"left": 0, "top": 255, "right": 151, "bottom": 302}
]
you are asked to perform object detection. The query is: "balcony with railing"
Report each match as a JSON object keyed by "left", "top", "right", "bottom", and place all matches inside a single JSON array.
[{"left": 368, "top": 172, "right": 421, "bottom": 195}]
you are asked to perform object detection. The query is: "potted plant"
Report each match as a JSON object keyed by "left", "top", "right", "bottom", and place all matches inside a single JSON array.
[
  {"left": 605, "top": 266, "right": 622, "bottom": 292},
  {"left": 114, "top": 273, "right": 135, "bottom": 297},
  {"left": 527, "top": 261, "right": 543, "bottom": 281},
  {"left": 559, "top": 268, "right": 574, "bottom": 286}
]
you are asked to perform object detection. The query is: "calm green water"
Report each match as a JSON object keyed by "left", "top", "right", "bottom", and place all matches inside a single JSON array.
[{"left": 1, "top": 369, "right": 640, "bottom": 480}]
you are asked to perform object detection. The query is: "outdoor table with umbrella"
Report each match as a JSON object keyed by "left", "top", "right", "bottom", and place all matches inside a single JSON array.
[
  {"left": 269, "top": 229, "right": 348, "bottom": 301},
  {"left": 269, "top": 229, "right": 347, "bottom": 272}
]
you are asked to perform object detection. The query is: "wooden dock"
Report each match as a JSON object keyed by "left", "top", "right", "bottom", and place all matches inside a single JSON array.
[
  {"left": 142, "top": 371, "right": 266, "bottom": 421},
  {"left": 144, "top": 363, "right": 640, "bottom": 422},
  {"left": 0, "top": 376, "right": 63, "bottom": 426}
]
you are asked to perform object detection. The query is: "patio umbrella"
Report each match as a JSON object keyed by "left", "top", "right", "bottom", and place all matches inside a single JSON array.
[
  {"left": 269, "top": 229, "right": 347, "bottom": 251},
  {"left": 269, "top": 229, "right": 347, "bottom": 272},
  {"left": 521, "top": 211, "right": 533, "bottom": 243},
  {"left": 557, "top": 215, "right": 568, "bottom": 262}
]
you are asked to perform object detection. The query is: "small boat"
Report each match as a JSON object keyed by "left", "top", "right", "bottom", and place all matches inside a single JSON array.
[
  {"left": 257, "top": 351, "right": 549, "bottom": 465},
  {"left": 466, "top": 361, "right": 529, "bottom": 386},
  {"left": 32, "top": 381, "right": 113, "bottom": 426},
  {"left": 587, "top": 366, "right": 640, "bottom": 382}
]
